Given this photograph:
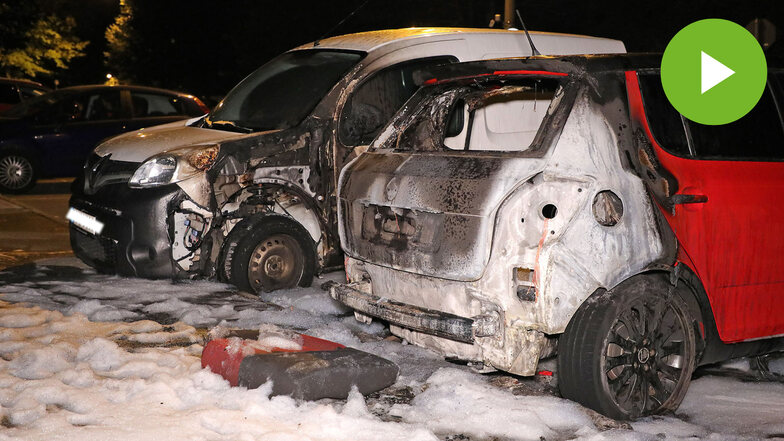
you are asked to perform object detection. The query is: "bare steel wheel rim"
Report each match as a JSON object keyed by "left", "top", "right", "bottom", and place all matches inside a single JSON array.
[
  {"left": 247, "top": 234, "right": 304, "bottom": 292},
  {"left": 602, "top": 296, "right": 692, "bottom": 417},
  {"left": 0, "top": 155, "right": 33, "bottom": 190}
]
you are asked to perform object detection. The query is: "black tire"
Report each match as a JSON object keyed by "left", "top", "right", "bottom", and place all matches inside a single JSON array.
[
  {"left": 0, "top": 149, "right": 37, "bottom": 194},
  {"left": 218, "top": 216, "right": 265, "bottom": 283},
  {"left": 557, "top": 274, "right": 696, "bottom": 420},
  {"left": 226, "top": 215, "right": 316, "bottom": 293}
]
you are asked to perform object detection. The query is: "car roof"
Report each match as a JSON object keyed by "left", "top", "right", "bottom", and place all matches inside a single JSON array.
[
  {"left": 0, "top": 77, "right": 50, "bottom": 89},
  {"left": 292, "top": 27, "right": 625, "bottom": 53},
  {"left": 417, "top": 53, "right": 662, "bottom": 85},
  {"left": 51, "top": 84, "right": 197, "bottom": 98},
  {"left": 419, "top": 53, "right": 783, "bottom": 85}
]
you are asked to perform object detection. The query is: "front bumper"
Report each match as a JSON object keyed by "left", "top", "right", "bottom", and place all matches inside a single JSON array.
[
  {"left": 329, "top": 281, "right": 500, "bottom": 344},
  {"left": 69, "top": 179, "right": 183, "bottom": 278}
]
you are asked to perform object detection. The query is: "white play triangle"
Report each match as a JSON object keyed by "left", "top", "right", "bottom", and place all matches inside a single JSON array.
[{"left": 701, "top": 51, "right": 735, "bottom": 94}]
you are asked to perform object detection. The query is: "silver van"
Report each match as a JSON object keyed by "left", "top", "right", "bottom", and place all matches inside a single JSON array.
[{"left": 68, "top": 28, "right": 624, "bottom": 293}]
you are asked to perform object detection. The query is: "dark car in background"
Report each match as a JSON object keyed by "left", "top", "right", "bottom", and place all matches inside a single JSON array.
[
  {"left": 0, "top": 85, "right": 209, "bottom": 193},
  {"left": 0, "top": 78, "right": 51, "bottom": 113}
]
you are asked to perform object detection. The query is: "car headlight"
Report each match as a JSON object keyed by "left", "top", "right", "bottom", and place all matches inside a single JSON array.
[
  {"left": 128, "top": 145, "right": 221, "bottom": 189},
  {"left": 129, "top": 156, "right": 177, "bottom": 188}
]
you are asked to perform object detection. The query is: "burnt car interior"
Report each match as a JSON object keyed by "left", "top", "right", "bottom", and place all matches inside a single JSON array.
[{"left": 382, "top": 78, "right": 563, "bottom": 153}]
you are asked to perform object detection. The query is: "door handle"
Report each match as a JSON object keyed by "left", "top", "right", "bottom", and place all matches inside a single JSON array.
[{"left": 668, "top": 194, "right": 708, "bottom": 205}]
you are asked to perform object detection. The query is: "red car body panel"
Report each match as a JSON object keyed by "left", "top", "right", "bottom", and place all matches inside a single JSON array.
[{"left": 626, "top": 71, "right": 784, "bottom": 343}]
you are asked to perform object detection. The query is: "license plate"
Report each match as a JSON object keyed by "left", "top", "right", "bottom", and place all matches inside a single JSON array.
[{"left": 66, "top": 207, "right": 104, "bottom": 235}]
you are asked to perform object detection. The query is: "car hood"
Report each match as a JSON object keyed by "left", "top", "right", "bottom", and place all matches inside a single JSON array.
[{"left": 93, "top": 118, "right": 248, "bottom": 163}]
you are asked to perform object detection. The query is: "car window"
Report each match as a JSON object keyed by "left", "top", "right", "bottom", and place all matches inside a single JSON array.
[
  {"left": 686, "top": 85, "right": 784, "bottom": 160},
  {"left": 209, "top": 49, "right": 363, "bottom": 132},
  {"left": 19, "top": 86, "right": 46, "bottom": 100},
  {"left": 84, "top": 91, "right": 123, "bottom": 121},
  {"left": 444, "top": 83, "right": 557, "bottom": 152},
  {"left": 637, "top": 73, "right": 690, "bottom": 156},
  {"left": 379, "top": 78, "right": 563, "bottom": 153},
  {"left": 771, "top": 71, "right": 784, "bottom": 96},
  {"left": 0, "top": 84, "right": 20, "bottom": 104},
  {"left": 57, "top": 91, "right": 123, "bottom": 122},
  {"left": 131, "top": 92, "right": 183, "bottom": 117},
  {"left": 339, "top": 56, "right": 457, "bottom": 147},
  {"left": 1, "top": 90, "right": 64, "bottom": 120},
  {"left": 183, "top": 98, "right": 207, "bottom": 116}
]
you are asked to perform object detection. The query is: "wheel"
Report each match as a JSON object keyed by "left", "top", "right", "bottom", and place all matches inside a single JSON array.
[
  {"left": 557, "top": 275, "right": 696, "bottom": 420},
  {"left": 0, "top": 150, "right": 37, "bottom": 193},
  {"left": 226, "top": 215, "right": 316, "bottom": 293}
]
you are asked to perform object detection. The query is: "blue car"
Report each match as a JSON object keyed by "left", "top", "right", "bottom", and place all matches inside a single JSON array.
[{"left": 0, "top": 85, "right": 209, "bottom": 193}]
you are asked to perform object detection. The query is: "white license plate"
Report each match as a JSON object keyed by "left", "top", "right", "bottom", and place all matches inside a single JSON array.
[{"left": 66, "top": 207, "right": 104, "bottom": 235}]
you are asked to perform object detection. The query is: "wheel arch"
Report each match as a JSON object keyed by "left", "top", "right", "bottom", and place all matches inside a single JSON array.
[
  {"left": 599, "top": 265, "right": 784, "bottom": 367},
  {"left": 239, "top": 181, "right": 327, "bottom": 245},
  {"left": 557, "top": 268, "right": 697, "bottom": 419}
]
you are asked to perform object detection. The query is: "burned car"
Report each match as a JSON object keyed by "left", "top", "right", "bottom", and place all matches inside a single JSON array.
[
  {"left": 67, "top": 28, "right": 625, "bottom": 293},
  {"left": 331, "top": 54, "right": 784, "bottom": 419}
]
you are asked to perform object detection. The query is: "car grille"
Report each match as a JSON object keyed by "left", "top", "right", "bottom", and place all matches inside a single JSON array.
[
  {"left": 83, "top": 154, "right": 139, "bottom": 193},
  {"left": 71, "top": 225, "right": 118, "bottom": 268}
]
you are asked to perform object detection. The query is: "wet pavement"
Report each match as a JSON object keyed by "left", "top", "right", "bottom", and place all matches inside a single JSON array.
[{"left": 0, "top": 178, "right": 73, "bottom": 269}]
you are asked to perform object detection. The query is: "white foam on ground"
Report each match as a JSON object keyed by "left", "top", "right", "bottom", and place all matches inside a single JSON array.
[{"left": 0, "top": 260, "right": 783, "bottom": 440}]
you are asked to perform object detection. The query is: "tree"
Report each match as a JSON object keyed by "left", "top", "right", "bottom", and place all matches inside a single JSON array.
[
  {"left": 0, "top": 2, "right": 88, "bottom": 78},
  {"left": 104, "top": 0, "right": 134, "bottom": 83}
]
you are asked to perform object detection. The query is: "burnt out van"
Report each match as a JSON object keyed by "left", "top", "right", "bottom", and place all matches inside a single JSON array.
[
  {"left": 331, "top": 54, "right": 784, "bottom": 419},
  {"left": 68, "top": 28, "right": 625, "bottom": 293}
]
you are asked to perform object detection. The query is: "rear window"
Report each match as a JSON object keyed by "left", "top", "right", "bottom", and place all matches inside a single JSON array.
[
  {"left": 375, "top": 78, "right": 562, "bottom": 153},
  {"left": 131, "top": 92, "right": 185, "bottom": 117}
]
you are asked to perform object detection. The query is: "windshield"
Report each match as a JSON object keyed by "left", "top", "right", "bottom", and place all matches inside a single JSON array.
[{"left": 207, "top": 49, "right": 364, "bottom": 132}]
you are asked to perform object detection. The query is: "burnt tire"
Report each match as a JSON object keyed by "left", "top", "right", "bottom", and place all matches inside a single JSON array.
[
  {"left": 0, "top": 150, "right": 37, "bottom": 194},
  {"left": 557, "top": 275, "right": 696, "bottom": 420},
  {"left": 226, "top": 215, "right": 316, "bottom": 293}
]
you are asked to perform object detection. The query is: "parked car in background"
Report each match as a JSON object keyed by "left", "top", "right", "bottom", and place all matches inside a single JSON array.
[
  {"left": 330, "top": 54, "right": 784, "bottom": 419},
  {"left": 67, "top": 27, "right": 625, "bottom": 292},
  {"left": 0, "top": 85, "right": 209, "bottom": 193},
  {"left": 0, "top": 77, "right": 50, "bottom": 113}
]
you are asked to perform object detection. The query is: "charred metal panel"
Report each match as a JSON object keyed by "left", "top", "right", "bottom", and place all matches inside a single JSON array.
[
  {"left": 341, "top": 152, "right": 545, "bottom": 281},
  {"left": 472, "top": 84, "right": 666, "bottom": 336}
]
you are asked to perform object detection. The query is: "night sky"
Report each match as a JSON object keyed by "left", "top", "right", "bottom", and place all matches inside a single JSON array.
[{"left": 35, "top": 0, "right": 784, "bottom": 102}]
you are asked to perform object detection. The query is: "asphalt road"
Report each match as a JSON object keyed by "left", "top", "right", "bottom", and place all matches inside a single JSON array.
[{"left": 0, "top": 178, "right": 74, "bottom": 270}]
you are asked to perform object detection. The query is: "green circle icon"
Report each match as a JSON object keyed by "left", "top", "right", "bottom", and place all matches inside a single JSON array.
[{"left": 661, "top": 19, "right": 767, "bottom": 125}]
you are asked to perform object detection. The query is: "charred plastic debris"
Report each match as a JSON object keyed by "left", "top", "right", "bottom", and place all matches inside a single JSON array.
[{"left": 201, "top": 328, "right": 399, "bottom": 400}]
